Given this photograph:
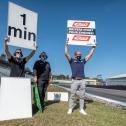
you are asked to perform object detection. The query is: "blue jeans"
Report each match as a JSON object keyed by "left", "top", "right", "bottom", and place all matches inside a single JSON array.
[{"left": 69, "top": 79, "right": 86, "bottom": 110}]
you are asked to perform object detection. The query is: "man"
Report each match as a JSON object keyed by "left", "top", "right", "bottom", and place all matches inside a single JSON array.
[
  {"left": 33, "top": 51, "right": 51, "bottom": 110},
  {"left": 64, "top": 39, "right": 96, "bottom": 115},
  {"left": 5, "top": 36, "right": 36, "bottom": 77}
]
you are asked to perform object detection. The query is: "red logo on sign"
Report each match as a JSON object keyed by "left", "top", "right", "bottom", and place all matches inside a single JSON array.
[
  {"left": 72, "top": 22, "right": 90, "bottom": 27},
  {"left": 72, "top": 35, "right": 91, "bottom": 41}
]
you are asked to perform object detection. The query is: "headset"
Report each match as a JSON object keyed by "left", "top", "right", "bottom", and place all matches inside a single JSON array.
[
  {"left": 39, "top": 51, "right": 48, "bottom": 59},
  {"left": 14, "top": 49, "right": 23, "bottom": 57}
]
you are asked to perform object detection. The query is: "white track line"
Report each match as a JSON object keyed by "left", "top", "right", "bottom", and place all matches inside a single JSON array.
[{"left": 55, "top": 84, "right": 126, "bottom": 108}]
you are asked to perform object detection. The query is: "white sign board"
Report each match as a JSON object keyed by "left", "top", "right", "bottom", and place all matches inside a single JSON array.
[
  {"left": 47, "top": 92, "right": 68, "bottom": 102},
  {"left": 0, "top": 77, "right": 32, "bottom": 121},
  {"left": 7, "top": 2, "right": 38, "bottom": 50},
  {"left": 67, "top": 20, "right": 96, "bottom": 46}
]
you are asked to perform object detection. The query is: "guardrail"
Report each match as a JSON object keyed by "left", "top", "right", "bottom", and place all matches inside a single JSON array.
[{"left": 53, "top": 80, "right": 126, "bottom": 90}]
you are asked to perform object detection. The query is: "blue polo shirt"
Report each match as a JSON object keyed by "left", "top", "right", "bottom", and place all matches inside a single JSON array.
[{"left": 69, "top": 58, "right": 86, "bottom": 78}]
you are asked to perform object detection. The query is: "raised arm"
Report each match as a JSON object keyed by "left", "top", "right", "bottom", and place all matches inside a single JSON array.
[
  {"left": 25, "top": 48, "right": 36, "bottom": 62},
  {"left": 4, "top": 36, "right": 11, "bottom": 59},
  {"left": 85, "top": 46, "right": 96, "bottom": 62},
  {"left": 64, "top": 39, "right": 71, "bottom": 61}
]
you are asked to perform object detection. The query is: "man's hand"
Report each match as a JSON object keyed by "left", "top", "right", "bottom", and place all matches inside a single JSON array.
[
  {"left": 36, "top": 45, "right": 38, "bottom": 50},
  {"left": 4, "top": 36, "right": 9, "bottom": 44},
  {"left": 64, "top": 38, "right": 71, "bottom": 61},
  {"left": 49, "top": 79, "right": 53, "bottom": 85},
  {"left": 92, "top": 43, "right": 97, "bottom": 48},
  {"left": 65, "top": 38, "right": 69, "bottom": 47},
  {"left": 33, "top": 76, "right": 37, "bottom": 82},
  {"left": 4, "top": 36, "right": 11, "bottom": 59}
]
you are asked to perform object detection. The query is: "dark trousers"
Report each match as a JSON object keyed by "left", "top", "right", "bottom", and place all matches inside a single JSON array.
[{"left": 37, "top": 79, "right": 49, "bottom": 108}]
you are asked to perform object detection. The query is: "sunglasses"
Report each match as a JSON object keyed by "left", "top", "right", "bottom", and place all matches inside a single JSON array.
[
  {"left": 16, "top": 52, "right": 21, "bottom": 54},
  {"left": 41, "top": 55, "right": 46, "bottom": 57}
]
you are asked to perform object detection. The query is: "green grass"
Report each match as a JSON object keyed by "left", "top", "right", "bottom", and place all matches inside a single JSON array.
[
  {"left": 47, "top": 84, "right": 67, "bottom": 92},
  {"left": 0, "top": 84, "right": 126, "bottom": 126}
]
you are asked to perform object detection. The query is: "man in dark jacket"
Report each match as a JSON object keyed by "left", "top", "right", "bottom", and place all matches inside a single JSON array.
[{"left": 33, "top": 52, "right": 51, "bottom": 110}]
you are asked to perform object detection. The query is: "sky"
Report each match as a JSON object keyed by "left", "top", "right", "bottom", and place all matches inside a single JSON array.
[{"left": 0, "top": 0, "right": 126, "bottom": 79}]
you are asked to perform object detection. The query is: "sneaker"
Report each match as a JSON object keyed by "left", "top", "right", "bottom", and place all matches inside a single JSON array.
[
  {"left": 67, "top": 109, "right": 72, "bottom": 114},
  {"left": 79, "top": 109, "right": 87, "bottom": 115}
]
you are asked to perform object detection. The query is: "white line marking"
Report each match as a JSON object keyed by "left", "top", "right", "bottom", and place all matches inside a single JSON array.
[{"left": 55, "top": 84, "right": 126, "bottom": 107}]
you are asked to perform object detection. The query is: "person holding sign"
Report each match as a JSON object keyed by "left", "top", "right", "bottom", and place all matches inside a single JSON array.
[
  {"left": 33, "top": 52, "right": 52, "bottom": 111},
  {"left": 5, "top": 36, "right": 36, "bottom": 77},
  {"left": 64, "top": 39, "right": 96, "bottom": 115}
]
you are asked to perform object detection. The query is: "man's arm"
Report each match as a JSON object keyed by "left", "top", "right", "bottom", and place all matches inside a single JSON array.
[
  {"left": 4, "top": 36, "right": 11, "bottom": 59},
  {"left": 64, "top": 39, "right": 71, "bottom": 62},
  {"left": 25, "top": 49, "right": 36, "bottom": 62},
  {"left": 33, "top": 69, "right": 37, "bottom": 82},
  {"left": 33, "top": 62, "right": 37, "bottom": 82},
  {"left": 48, "top": 64, "right": 52, "bottom": 84},
  {"left": 48, "top": 72, "right": 52, "bottom": 84},
  {"left": 85, "top": 46, "right": 96, "bottom": 62}
]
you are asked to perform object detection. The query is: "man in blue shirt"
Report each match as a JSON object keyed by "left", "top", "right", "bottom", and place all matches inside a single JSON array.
[{"left": 64, "top": 39, "right": 96, "bottom": 115}]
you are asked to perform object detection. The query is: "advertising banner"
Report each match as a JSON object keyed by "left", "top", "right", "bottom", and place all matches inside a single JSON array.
[{"left": 67, "top": 20, "right": 96, "bottom": 46}]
